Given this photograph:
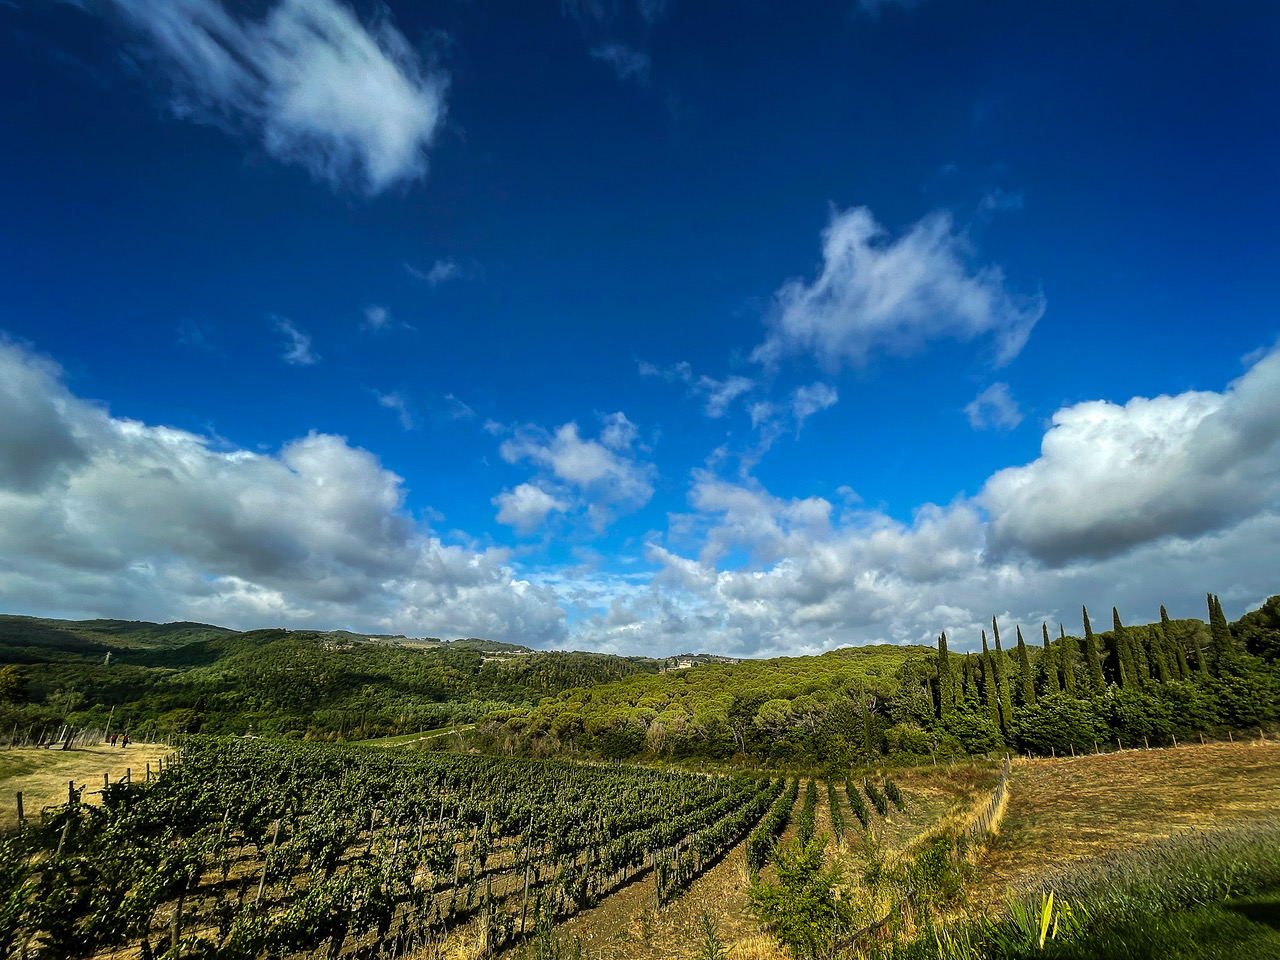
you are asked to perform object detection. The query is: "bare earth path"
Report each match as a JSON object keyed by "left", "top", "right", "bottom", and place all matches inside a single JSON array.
[{"left": 0, "top": 742, "right": 170, "bottom": 830}]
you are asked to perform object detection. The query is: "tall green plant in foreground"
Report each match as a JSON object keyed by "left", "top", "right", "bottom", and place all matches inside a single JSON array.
[{"left": 749, "top": 835, "right": 857, "bottom": 960}]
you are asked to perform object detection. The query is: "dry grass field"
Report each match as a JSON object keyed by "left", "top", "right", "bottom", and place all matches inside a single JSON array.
[
  {"left": 0, "top": 742, "right": 170, "bottom": 831},
  {"left": 974, "top": 740, "right": 1280, "bottom": 904}
]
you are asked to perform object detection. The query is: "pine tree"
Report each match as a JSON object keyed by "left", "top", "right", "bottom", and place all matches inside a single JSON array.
[
  {"left": 937, "top": 633, "right": 953, "bottom": 718},
  {"left": 1059, "top": 623, "right": 1077, "bottom": 695},
  {"left": 1113, "top": 608, "right": 1140, "bottom": 688},
  {"left": 1084, "top": 606, "right": 1105, "bottom": 695},
  {"left": 1161, "top": 605, "right": 1190, "bottom": 680},
  {"left": 981, "top": 629, "right": 1003, "bottom": 730},
  {"left": 1041, "top": 622, "right": 1060, "bottom": 695},
  {"left": 993, "top": 617, "right": 1014, "bottom": 726},
  {"left": 1016, "top": 626, "right": 1036, "bottom": 705}
]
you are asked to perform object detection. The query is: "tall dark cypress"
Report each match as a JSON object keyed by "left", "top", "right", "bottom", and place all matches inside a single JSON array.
[
  {"left": 1113, "top": 608, "right": 1140, "bottom": 688},
  {"left": 981, "top": 629, "right": 1003, "bottom": 729},
  {"left": 1209, "top": 594, "right": 1235, "bottom": 668},
  {"left": 1042, "top": 622, "right": 1060, "bottom": 695},
  {"left": 993, "top": 617, "right": 1014, "bottom": 725},
  {"left": 1016, "top": 626, "right": 1036, "bottom": 705},
  {"left": 1059, "top": 623, "right": 1077, "bottom": 695},
  {"left": 1149, "top": 625, "right": 1172, "bottom": 682},
  {"left": 1084, "top": 606, "right": 1105, "bottom": 695},
  {"left": 1161, "top": 605, "right": 1190, "bottom": 680},
  {"left": 937, "top": 632, "right": 953, "bottom": 718}
]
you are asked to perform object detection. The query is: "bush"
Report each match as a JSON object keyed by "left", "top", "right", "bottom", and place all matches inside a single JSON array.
[
  {"left": 749, "top": 835, "right": 857, "bottom": 960},
  {"left": 1010, "top": 694, "right": 1106, "bottom": 755}
]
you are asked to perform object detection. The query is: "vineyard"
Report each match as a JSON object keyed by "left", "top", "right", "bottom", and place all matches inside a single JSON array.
[{"left": 0, "top": 737, "right": 781, "bottom": 959}]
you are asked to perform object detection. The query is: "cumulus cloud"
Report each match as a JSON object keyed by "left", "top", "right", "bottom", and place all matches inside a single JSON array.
[
  {"left": 965, "top": 382, "right": 1023, "bottom": 431},
  {"left": 0, "top": 339, "right": 564, "bottom": 642},
  {"left": 499, "top": 413, "right": 655, "bottom": 531},
  {"left": 752, "top": 206, "right": 1045, "bottom": 371},
  {"left": 493, "top": 483, "right": 569, "bottom": 535},
  {"left": 274, "top": 316, "right": 318, "bottom": 365},
  {"left": 982, "top": 347, "right": 1280, "bottom": 565},
  {"left": 101, "top": 0, "right": 447, "bottom": 194}
]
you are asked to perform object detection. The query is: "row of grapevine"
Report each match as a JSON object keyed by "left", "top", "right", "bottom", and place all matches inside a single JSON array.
[
  {"left": 795, "top": 779, "right": 818, "bottom": 846},
  {"left": 745, "top": 778, "right": 799, "bottom": 874},
  {"left": 0, "top": 737, "right": 778, "bottom": 959},
  {"left": 825, "top": 780, "right": 845, "bottom": 838},
  {"left": 844, "top": 778, "right": 870, "bottom": 828}
]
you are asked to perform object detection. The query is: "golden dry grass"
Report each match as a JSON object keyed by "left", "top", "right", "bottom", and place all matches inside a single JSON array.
[
  {"left": 0, "top": 742, "right": 170, "bottom": 831},
  {"left": 973, "top": 740, "right": 1280, "bottom": 905}
]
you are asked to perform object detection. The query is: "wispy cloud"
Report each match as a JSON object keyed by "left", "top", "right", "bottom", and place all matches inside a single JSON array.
[
  {"left": 791, "top": 382, "right": 839, "bottom": 431},
  {"left": 639, "top": 360, "right": 756, "bottom": 417},
  {"left": 362, "top": 305, "right": 392, "bottom": 331},
  {"left": 100, "top": 0, "right": 447, "bottom": 194},
  {"left": 979, "top": 188, "right": 1025, "bottom": 213},
  {"left": 375, "top": 390, "right": 413, "bottom": 430},
  {"left": 442, "top": 393, "right": 475, "bottom": 421},
  {"left": 274, "top": 316, "right": 318, "bottom": 365},
  {"left": 753, "top": 205, "right": 1045, "bottom": 372},
  {"left": 590, "top": 43, "right": 650, "bottom": 83},
  {"left": 965, "top": 382, "right": 1023, "bottom": 431},
  {"left": 176, "top": 319, "right": 217, "bottom": 352}
]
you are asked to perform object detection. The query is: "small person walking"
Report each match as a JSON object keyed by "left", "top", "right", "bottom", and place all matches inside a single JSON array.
[
  {"left": 109, "top": 733, "right": 118, "bottom": 747},
  {"left": 121, "top": 733, "right": 129, "bottom": 749}
]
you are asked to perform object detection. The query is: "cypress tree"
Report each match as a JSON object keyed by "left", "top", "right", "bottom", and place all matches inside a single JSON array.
[
  {"left": 1149, "top": 625, "right": 1173, "bottom": 682},
  {"left": 1059, "top": 623, "right": 1077, "bottom": 695},
  {"left": 937, "top": 632, "right": 953, "bottom": 718},
  {"left": 993, "top": 617, "right": 1014, "bottom": 726},
  {"left": 981, "top": 629, "right": 1003, "bottom": 730},
  {"left": 1083, "top": 606, "right": 1105, "bottom": 695},
  {"left": 963, "top": 654, "right": 981, "bottom": 709},
  {"left": 1016, "top": 626, "right": 1036, "bottom": 705},
  {"left": 1113, "top": 608, "right": 1140, "bottom": 688},
  {"left": 1208, "top": 594, "right": 1235, "bottom": 669},
  {"left": 1161, "top": 605, "right": 1190, "bottom": 680},
  {"left": 1042, "top": 622, "right": 1060, "bottom": 695}
]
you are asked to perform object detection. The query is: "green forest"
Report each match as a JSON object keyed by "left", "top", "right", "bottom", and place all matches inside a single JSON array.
[
  {"left": 0, "top": 616, "right": 660, "bottom": 742},
  {"left": 473, "top": 594, "right": 1280, "bottom": 767},
  {"left": 1, "top": 592, "right": 1277, "bottom": 768}
]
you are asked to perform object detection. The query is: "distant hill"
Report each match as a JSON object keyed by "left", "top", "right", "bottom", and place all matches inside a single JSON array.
[{"left": 0, "top": 615, "right": 658, "bottom": 741}]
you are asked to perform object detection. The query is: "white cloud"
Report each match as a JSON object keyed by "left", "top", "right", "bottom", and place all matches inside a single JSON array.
[
  {"left": 493, "top": 483, "right": 568, "bottom": 535},
  {"left": 375, "top": 390, "right": 413, "bottom": 430},
  {"left": 442, "top": 394, "right": 475, "bottom": 421},
  {"left": 639, "top": 360, "right": 756, "bottom": 417},
  {"left": 362, "top": 305, "right": 392, "bottom": 331},
  {"left": 0, "top": 339, "right": 564, "bottom": 642},
  {"left": 274, "top": 316, "right": 318, "bottom": 365},
  {"left": 752, "top": 206, "right": 1044, "bottom": 371},
  {"left": 499, "top": 413, "right": 655, "bottom": 531},
  {"left": 964, "top": 382, "right": 1023, "bottom": 431},
  {"left": 590, "top": 43, "right": 650, "bottom": 83},
  {"left": 103, "top": 0, "right": 447, "bottom": 194},
  {"left": 790, "top": 382, "right": 839, "bottom": 430},
  {"left": 405, "top": 258, "right": 464, "bottom": 287},
  {"left": 981, "top": 347, "right": 1280, "bottom": 565}
]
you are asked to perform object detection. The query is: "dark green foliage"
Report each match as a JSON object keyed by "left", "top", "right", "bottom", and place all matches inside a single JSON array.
[
  {"left": 940, "top": 710, "right": 1003, "bottom": 755},
  {"left": 1083, "top": 607, "right": 1106, "bottom": 695},
  {"left": 746, "top": 779, "right": 800, "bottom": 874},
  {"left": 695, "top": 912, "right": 729, "bottom": 960},
  {"left": 1234, "top": 595, "right": 1280, "bottom": 663},
  {"left": 1112, "top": 608, "right": 1138, "bottom": 687},
  {"left": 796, "top": 780, "right": 818, "bottom": 846},
  {"left": 883, "top": 777, "right": 905, "bottom": 812},
  {"left": 1041, "top": 623, "right": 1059, "bottom": 696},
  {"left": 936, "top": 633, "right": 953, "bottom": 717},
  {"left": 1161, "top": 605, "right": 1192, "bottom": 679},
  {"left": 981, "top": 630, "right": 1003, "bottom": 731},
  {"left": 824, "top": 779, "right": 845, "bottom": 837},
  {"left": 1016, "top": 626, "right": 1036, "bottom": 705},
  {"left": 1059, "top": 623, "right": 1077, "bottom": 695},
  {"left": 748, "top": 835, "right": 857, "bottom": 960},
  {"left": 1010, "top": 693, "right": 1106, "bottom": 755},
  {"left": 864, "top": 779, "right": 889, "bottom": 817},
  {"left": 845, "top": 780, "right": 870, "bottom": 828},
  {"left": 992, "top": 619, "right": 1014, "bottom": 728},
  {"left": 1208, "top": 593, "right": 1237, "bottom": 670}
]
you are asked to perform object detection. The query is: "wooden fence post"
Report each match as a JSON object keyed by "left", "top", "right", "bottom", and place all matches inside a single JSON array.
[
  {"left": 68, "top": 780, "right": 76, "bottom": 805},
  {"left": 15, "top": 792, "right": 23, "bottom": 825}
]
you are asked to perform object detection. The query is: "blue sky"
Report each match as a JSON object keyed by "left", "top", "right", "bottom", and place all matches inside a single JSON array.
[{"left": 1, "top": 0, "right": 1278, "bottom": 656}]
